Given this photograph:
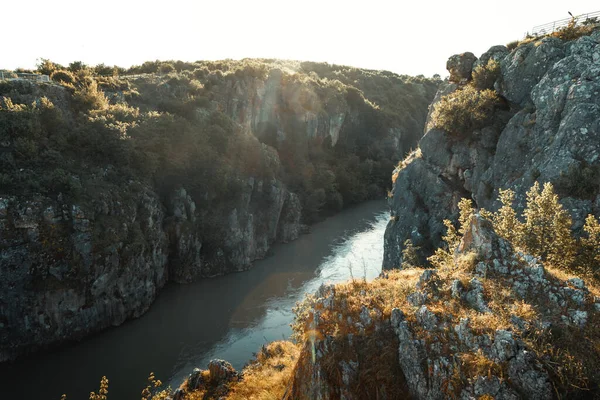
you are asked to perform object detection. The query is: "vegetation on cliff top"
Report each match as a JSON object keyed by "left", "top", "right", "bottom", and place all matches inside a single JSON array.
[
  {"left": 1, "top": 59, "right": 438, "bottom": 265},
  {"left": 0, "top": 59, "right": 437, "bottom": 216},
  {"left": 507, "top": 16, "right": 600, "bottom": 50}
]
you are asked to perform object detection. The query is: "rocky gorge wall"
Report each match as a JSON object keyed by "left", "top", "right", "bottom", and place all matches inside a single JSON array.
[
  {"left": 151, "top": 29, "right": 600, "bottom": 400},
  {"left": 0, "top": 62, "right": 437, "bottom": 361},
  {"left": 384, "top": 30, "right": 600, "bottom": 268}
]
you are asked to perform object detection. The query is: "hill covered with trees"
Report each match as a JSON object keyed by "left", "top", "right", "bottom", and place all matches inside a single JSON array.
[{"left": 0, "top": 58, "right": 438, "bottom": 360}]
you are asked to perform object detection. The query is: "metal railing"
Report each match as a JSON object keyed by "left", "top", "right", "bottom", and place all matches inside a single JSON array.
[{"left": 532, "top": 10, "right": 600, "bottom": 36}]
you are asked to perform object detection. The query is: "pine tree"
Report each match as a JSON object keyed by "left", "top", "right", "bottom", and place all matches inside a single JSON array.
[
  {"left": 488, "top": 188, "right": 523, "bottom": 246},
  {"left": 522, "top": 182, "right": 575, "bottom": 268},
  {"left": 458, "top": 198, "right": 475, "bottom": 238},
  {"left": 579, "top": 214, "right": 600, "bottom": 275},
  {"left": 429, "top": 198, "right": 474, "bottom": 268},
  {"left": 401, "top": 239, "right": 420, "bottom": 268}
]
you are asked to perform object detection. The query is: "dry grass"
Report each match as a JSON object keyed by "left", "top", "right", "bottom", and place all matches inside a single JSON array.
[
  {"left": 228, "top": 341, "right": 299, "bottom": 400},
  {"left": 292, "top": 268, "right": 422, "bottom": 342},
  {"left": 507, "top": 19, "right": 599, "bottom": 51},
  {"left": 460, "top": 349, "right": 504, "bottom": 380},
  {"left": 545, "top": 264, "right": 600, "bottom": 298},
  {"left": 289, "top": 270, "right": 418, "bottom": 399},
  {"left": 552, "top": 19, "right": 598, "bottom": 41},
  {"left": 455, "top": 252, "right": 479, "bottom": 274},
  {"left": 392, "top": 148, "right": 421, "bottom": 184},
  {"left": 181, "top": 342, "right": 299, "bottom": 400},
  {"left": 417, "top": 245, "right": 600, "bottom": 398}
]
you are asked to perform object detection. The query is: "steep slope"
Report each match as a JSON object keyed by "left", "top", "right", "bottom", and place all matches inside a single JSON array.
[
  {"left": 283, "top": 214, "right": 600, "bottom": 399},
  {"left": 169, "top": 208, "right": 600, "bottom": 399},
  {"left": 0, "top": 61, "right": 437, "bottom": 360},
  {"left": 384, "top": 30, "right": 600, "bottom": 268}
]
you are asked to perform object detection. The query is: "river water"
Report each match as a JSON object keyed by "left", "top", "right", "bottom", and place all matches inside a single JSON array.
[{"left": 0, "top": 200, "right": 388, "bottom": 400}]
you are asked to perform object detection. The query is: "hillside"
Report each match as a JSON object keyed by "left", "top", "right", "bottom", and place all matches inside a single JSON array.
[
  {"left": 384, "top": 27, "right": 600, "bottom": 270},
  {"left": 0, "top": 59, "right": 438, "bottom": 361},
  {"left": 149, "top": 25, "right": 600, "bottom": 400}
]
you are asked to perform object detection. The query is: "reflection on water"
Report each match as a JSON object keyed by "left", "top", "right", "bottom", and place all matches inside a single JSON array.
[
  {"left": 0, "top": 200, "right": 388, "bottom": 399},
  {"left": 171, "top": 204, "right": 389, "bottom": 388}
]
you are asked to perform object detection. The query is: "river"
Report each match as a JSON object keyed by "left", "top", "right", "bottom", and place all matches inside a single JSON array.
[{"left": 0, "top": 200, "right": 388, "bottom": 399}]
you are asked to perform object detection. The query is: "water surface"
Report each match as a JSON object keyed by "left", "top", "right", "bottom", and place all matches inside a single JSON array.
[{"left": 0, "top": 200, "right": 388, "bottom": 399}]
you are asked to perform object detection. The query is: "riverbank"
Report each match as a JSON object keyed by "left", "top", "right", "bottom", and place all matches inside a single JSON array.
[{"left": 0, "top": 200, "right": 388, "bottom": 399}]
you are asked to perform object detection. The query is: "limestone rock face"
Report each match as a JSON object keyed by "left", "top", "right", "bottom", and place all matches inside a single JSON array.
[
  {"left": 218, "top": 178, "right": 295, "bottom": 275},
  {"left": 277, "top": 191, "right": 302, "bottom": 243},
  {"left": 0, "top": 186, "right": 169, "bottom": 362},
  {"left": 290, "top": 215, "right": 597, "bottom": 399},
  {"left": 206, "top": 68, "right": 437, "bottom": 154},
  {"left": 165, "top": 188, "right": 203, "bottom": 283},
  {"left": 447, "top": 52, "right": 478, "bottom": 83},
  {"left": 500, "top": 37, "right": 565, "bottom": 106},
  {"left": 473, "top": 45, "right": 509, "bottom": 70},
  {"left": 0, "top": 173, "right": 302, "bottom": 359},
  {"left": 384, "top": 30, "right": 600, "bottom": 269},
  {"left": 456, "top": 214, "right": 503, "bottom": 259},
  {"left": 180, "top": 360, "right": 240, "bottom": 399}
]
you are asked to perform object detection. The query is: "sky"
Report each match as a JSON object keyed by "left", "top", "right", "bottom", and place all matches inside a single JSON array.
[{"left": 3, "top": 0, "right": 599, "bottom": 77}]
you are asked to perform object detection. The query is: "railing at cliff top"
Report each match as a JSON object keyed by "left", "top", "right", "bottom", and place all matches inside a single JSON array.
[{"left": 531, "top": 11, "right": 600, "bottom": 36}]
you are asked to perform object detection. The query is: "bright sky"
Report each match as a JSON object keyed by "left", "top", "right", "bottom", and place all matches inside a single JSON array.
[{"left": 3, "top": 1, "right": 598, "bottom": 77}]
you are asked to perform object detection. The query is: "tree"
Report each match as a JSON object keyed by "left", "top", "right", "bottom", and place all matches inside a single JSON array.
[
  {"left": 485, "top": 188, "right": 522, "bottom": 246},
  {"left": 36, "top": 58, "right": 63, "bottom": 76},
  {"left": 68, "top": 61, "right": 87, "bottom": 72},
  {"left": 579, "top": 215, "right": 600, "bottom": 275},
  {"left": 521, "top": 182, "right": 575, "bottom": 268}
]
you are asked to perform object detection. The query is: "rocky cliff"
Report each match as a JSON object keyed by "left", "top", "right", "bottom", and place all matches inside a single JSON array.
[
  {"left": 0, "top": 61, "right": 437, "bottom": 360},
  {"left": 384, "top": 30, "right": 600, "bottom": 268},
  {"left": 46, "top": 27, "right": 600, "bottom": 400},
  {"left": 282, "top": 213, "right": 600, "bottom": 399}
]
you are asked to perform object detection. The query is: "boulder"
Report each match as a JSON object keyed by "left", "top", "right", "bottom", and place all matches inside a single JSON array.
[{"left": 447, "top": 52, "right": 478, "bottom": 83}]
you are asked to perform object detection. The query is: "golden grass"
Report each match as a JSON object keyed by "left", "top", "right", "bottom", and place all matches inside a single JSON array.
[
  {"left": 545, "top": 264, "right": 600, "bottom": 298},
  {"left": 455, "top": 251, "right": 479, "bottom": 274},
  {"left": 228, "top": 341, "right": 299, "bottom": 400},
  {"left": 507, "top": 21, "right": 599, "bottom": 51},
  {"left": 293, "top": 268, "right": 422, "bottom": 340},
  {"left": 460, "top": 349, "right": 504, "bottom": 380},
  {"left": 181, "top": 342, "right": 299, "bottom": 400}
]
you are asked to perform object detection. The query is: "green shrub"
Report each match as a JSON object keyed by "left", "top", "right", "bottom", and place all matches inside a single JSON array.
[
  {"left": 51, "top": 70, "right": 76, "bottom": 85},
  {"left": 68, "top": 61, "right": 87, "bottom": 72},
  {"left": 521, "top": 182, "right": 576, "bottom": 268},
  {"left": 94, "top": 63, "right": 117, "bottom": 77},
  {"left": 435, "top": 182, "right": 600, "bottom": 278},
  {"left": 72, "top": 77, "right": 108, "bottom": 111},
  {"left": 430, "top": 86, "right": 500, "bottom": 136},
  {"left": 0, "top": 70, "right": 17, "bottom": 79},
  {"left": 472, "top": 59, "right": 500, "bottom": 90},
  {"left": 552, "top": 17, "right": 597, "bottom": 41},
  {"left": 36, "top": 59, "right": 63, "bottom": 76},
  {"left": 579, "top": 215, "right": 600, "bottom": 275},
  {"left": 13, "top": 137, "right": 38, "bottom": 159},
  {"left": 159, "top": 63, "right": 175, "bottom": 74},
  {"left": 506, "top": 40, "right": 519, "bottom": 51},
  {"left": 480, "top": 183, "right": 600, "bottom": 275}
]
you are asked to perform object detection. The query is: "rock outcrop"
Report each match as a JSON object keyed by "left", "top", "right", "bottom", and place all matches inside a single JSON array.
[
  {"left": 384, "top": 30, "right": 600, "bottom": 269},
  {"left": 0, "top": 185, "right": 169, "bottom": 361},
  {"left": 288, "top": 214, "right": 600, "bottom": 399},
  {"left": 447, "top": 52, "right": 477, "bottom": 83},
  {"left": 172, "top": 360, "right": 241, "bottom": 400},
  {"left": 0, "top": 176, "right": 300, "bottom": 360}
]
